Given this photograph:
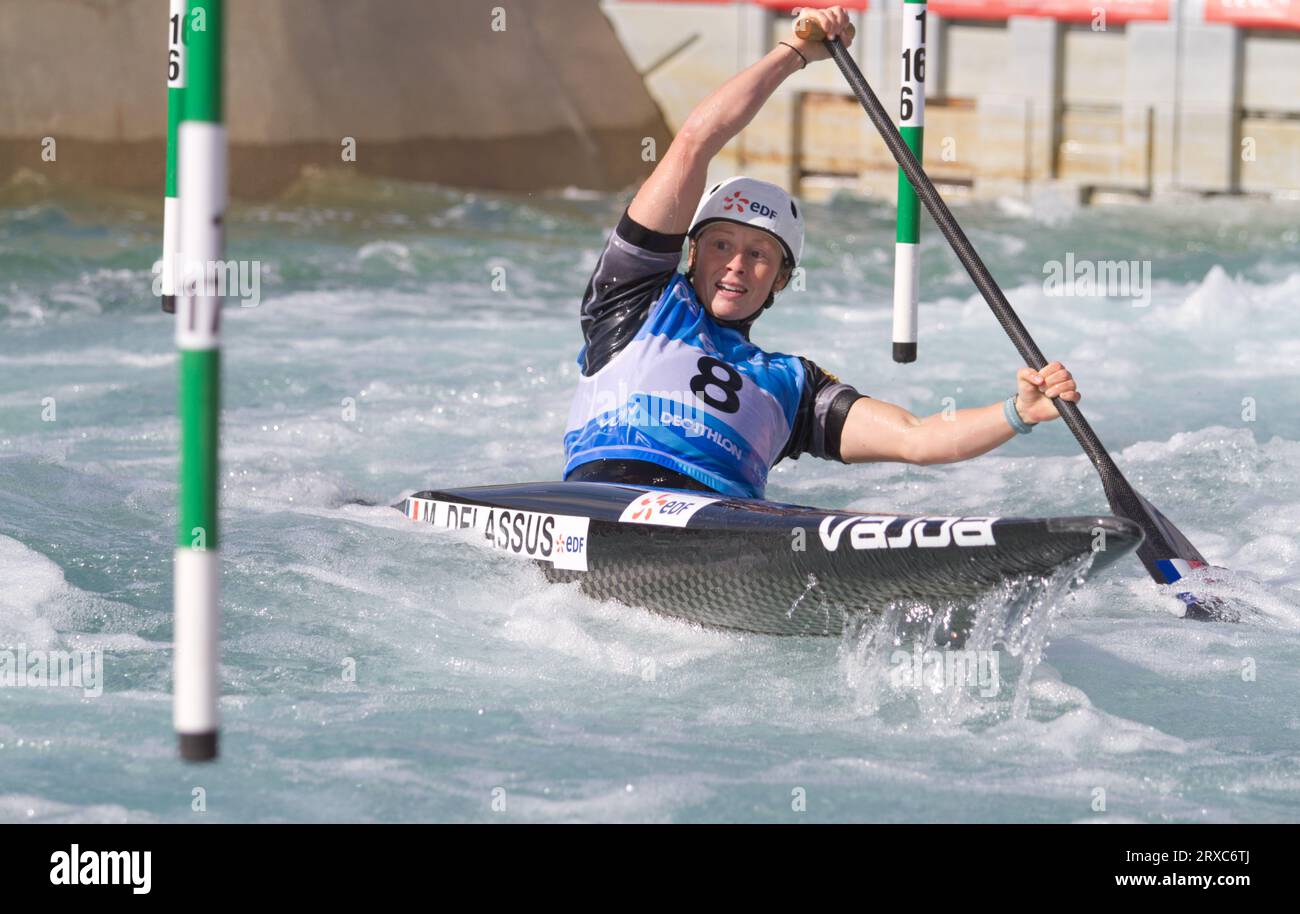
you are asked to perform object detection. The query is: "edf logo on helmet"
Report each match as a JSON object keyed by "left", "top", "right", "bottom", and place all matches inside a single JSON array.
[{"left": 723, "top": 191, "right": 782, "bottom": 221}]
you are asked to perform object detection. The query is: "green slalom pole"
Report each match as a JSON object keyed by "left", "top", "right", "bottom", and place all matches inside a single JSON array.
[
  {"left": 161, "top": 0, "right": 186, "bottom": 313},
  {"left": 892, "top": 0, "right": 927, "bottom": 363},
  {"left": 174, "top": 0, "right": 224, "bottom": 762}
]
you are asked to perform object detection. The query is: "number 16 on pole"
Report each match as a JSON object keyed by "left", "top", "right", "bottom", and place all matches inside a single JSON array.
[{"left": 160, "top": 0, "right": 186, "bottom": 313}]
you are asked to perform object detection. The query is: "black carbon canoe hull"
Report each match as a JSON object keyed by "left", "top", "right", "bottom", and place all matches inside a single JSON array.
[{"left": 399, "top": 481, "right": 1143, "bottom": 636}]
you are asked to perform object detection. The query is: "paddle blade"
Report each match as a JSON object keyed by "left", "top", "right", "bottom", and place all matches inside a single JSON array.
[
  {"left": 1123, "top": 491, "right": 1233, "bottom": 621},
  {"left": 1132, "top": 490, "right": 1206, "bottom": 569}
]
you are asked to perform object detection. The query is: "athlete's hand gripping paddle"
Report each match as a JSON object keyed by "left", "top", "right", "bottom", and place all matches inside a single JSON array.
[{"left": 793, "top": 15, "right": 1230, "bottom": 621}]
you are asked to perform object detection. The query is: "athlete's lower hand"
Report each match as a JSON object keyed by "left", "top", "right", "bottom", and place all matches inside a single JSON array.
[
  {"left": 790, "top": 6, "right": 855, "bottom": 63},
  {"left": 1014, "top": 362, "right": 1080, "bottom": 423}
]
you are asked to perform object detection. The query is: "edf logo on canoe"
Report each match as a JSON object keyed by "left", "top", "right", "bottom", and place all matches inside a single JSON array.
[
  {"left": 618, "top": 491, "right": 719, "bottom": 527},
  {"left": 629, "top": 494, "right": 693, "bottom": 521},
  {"left": 635, "top": 496, "right": 692, "bottom": 519},
  {"left": 554, "top": 532, "right": 585, "bottom": 556}
]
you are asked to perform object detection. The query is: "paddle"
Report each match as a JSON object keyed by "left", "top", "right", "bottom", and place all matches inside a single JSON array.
[{"left": 794, "top": 17, "right": 1227, "bottom": 621}]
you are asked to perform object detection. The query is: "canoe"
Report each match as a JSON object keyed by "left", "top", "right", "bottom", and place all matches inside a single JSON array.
[{"left": 399, "top": 481, "right": 1143, "bottom": 635}]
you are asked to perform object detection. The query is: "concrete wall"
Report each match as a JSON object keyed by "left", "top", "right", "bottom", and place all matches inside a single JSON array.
[
  {"left": 1240, "top": 29, "right": 1300, "bottom": 193},
  {"left": 0, "top": 0, "right": 672, "bottom": 197},
  {"left": 7, "top": 0, "right": 1296, "bottom": 202}
]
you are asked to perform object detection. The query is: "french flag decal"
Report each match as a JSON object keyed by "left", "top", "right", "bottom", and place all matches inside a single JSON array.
[{"left": 1155, "top": 558, "right": 1206, "bottom": 584}]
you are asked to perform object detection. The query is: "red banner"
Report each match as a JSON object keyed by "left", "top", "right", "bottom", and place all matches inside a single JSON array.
[
  {"left": 1205, "top": 0, "right": 1300, "bottom": 30},
  {"left": 752, "top": 0, "right": 869, "bottom": 9},
  {"left": 621, "top": 1, "right": 868, "bottom": 7},
  {"left": 929, "top": 0, "right": 1169, "bottom": 23},
  {"left": 620, "top": 0, "right": 1177, "bottom": 22},
  {"left": 620, "top": 0, "right": 1300, "bottom": 26}
]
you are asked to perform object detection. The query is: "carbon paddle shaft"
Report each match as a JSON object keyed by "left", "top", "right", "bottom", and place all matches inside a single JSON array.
[{"left": 811, "top": 33, "right": 1208, "bottom": 586}]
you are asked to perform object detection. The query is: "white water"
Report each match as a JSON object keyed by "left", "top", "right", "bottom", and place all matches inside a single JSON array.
[{"left": 1, "top": 179, "right": 1298, "bottom": 822}]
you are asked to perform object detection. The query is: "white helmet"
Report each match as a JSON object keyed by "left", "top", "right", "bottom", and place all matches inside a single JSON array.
[{"left": 688, "top": 176, "right": 805, "bottom": 267}]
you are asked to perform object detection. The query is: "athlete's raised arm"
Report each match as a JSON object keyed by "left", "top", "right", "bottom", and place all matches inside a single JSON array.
[{"left": 626, "top": 6, "right": 853, "bottom": 235}]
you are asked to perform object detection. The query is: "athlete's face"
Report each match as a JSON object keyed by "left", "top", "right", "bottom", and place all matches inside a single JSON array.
[{"left": 690, "top": 223, "right": 789, "bottom": 323}]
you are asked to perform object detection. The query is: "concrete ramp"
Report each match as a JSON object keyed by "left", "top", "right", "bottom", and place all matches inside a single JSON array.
[{"left": 0, "top": 0, "right": 670, "bottom": 197}]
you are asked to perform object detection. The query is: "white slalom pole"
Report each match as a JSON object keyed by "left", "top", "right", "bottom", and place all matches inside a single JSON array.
[
  {"left": 892, "top": 0, "right": 926, "bottom": 363},
  {"left": 174, "top": 0, "right": 224, "bottom": 762}
]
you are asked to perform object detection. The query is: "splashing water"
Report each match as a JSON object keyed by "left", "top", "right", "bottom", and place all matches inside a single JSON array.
[{"left": 838, "top": 555, "right": 1095, "bottom": 726}]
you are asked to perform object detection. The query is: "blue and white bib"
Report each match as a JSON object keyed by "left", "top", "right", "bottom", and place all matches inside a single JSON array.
[{"left": 563, "top": 273, "right": 806, "bottom": 498}]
